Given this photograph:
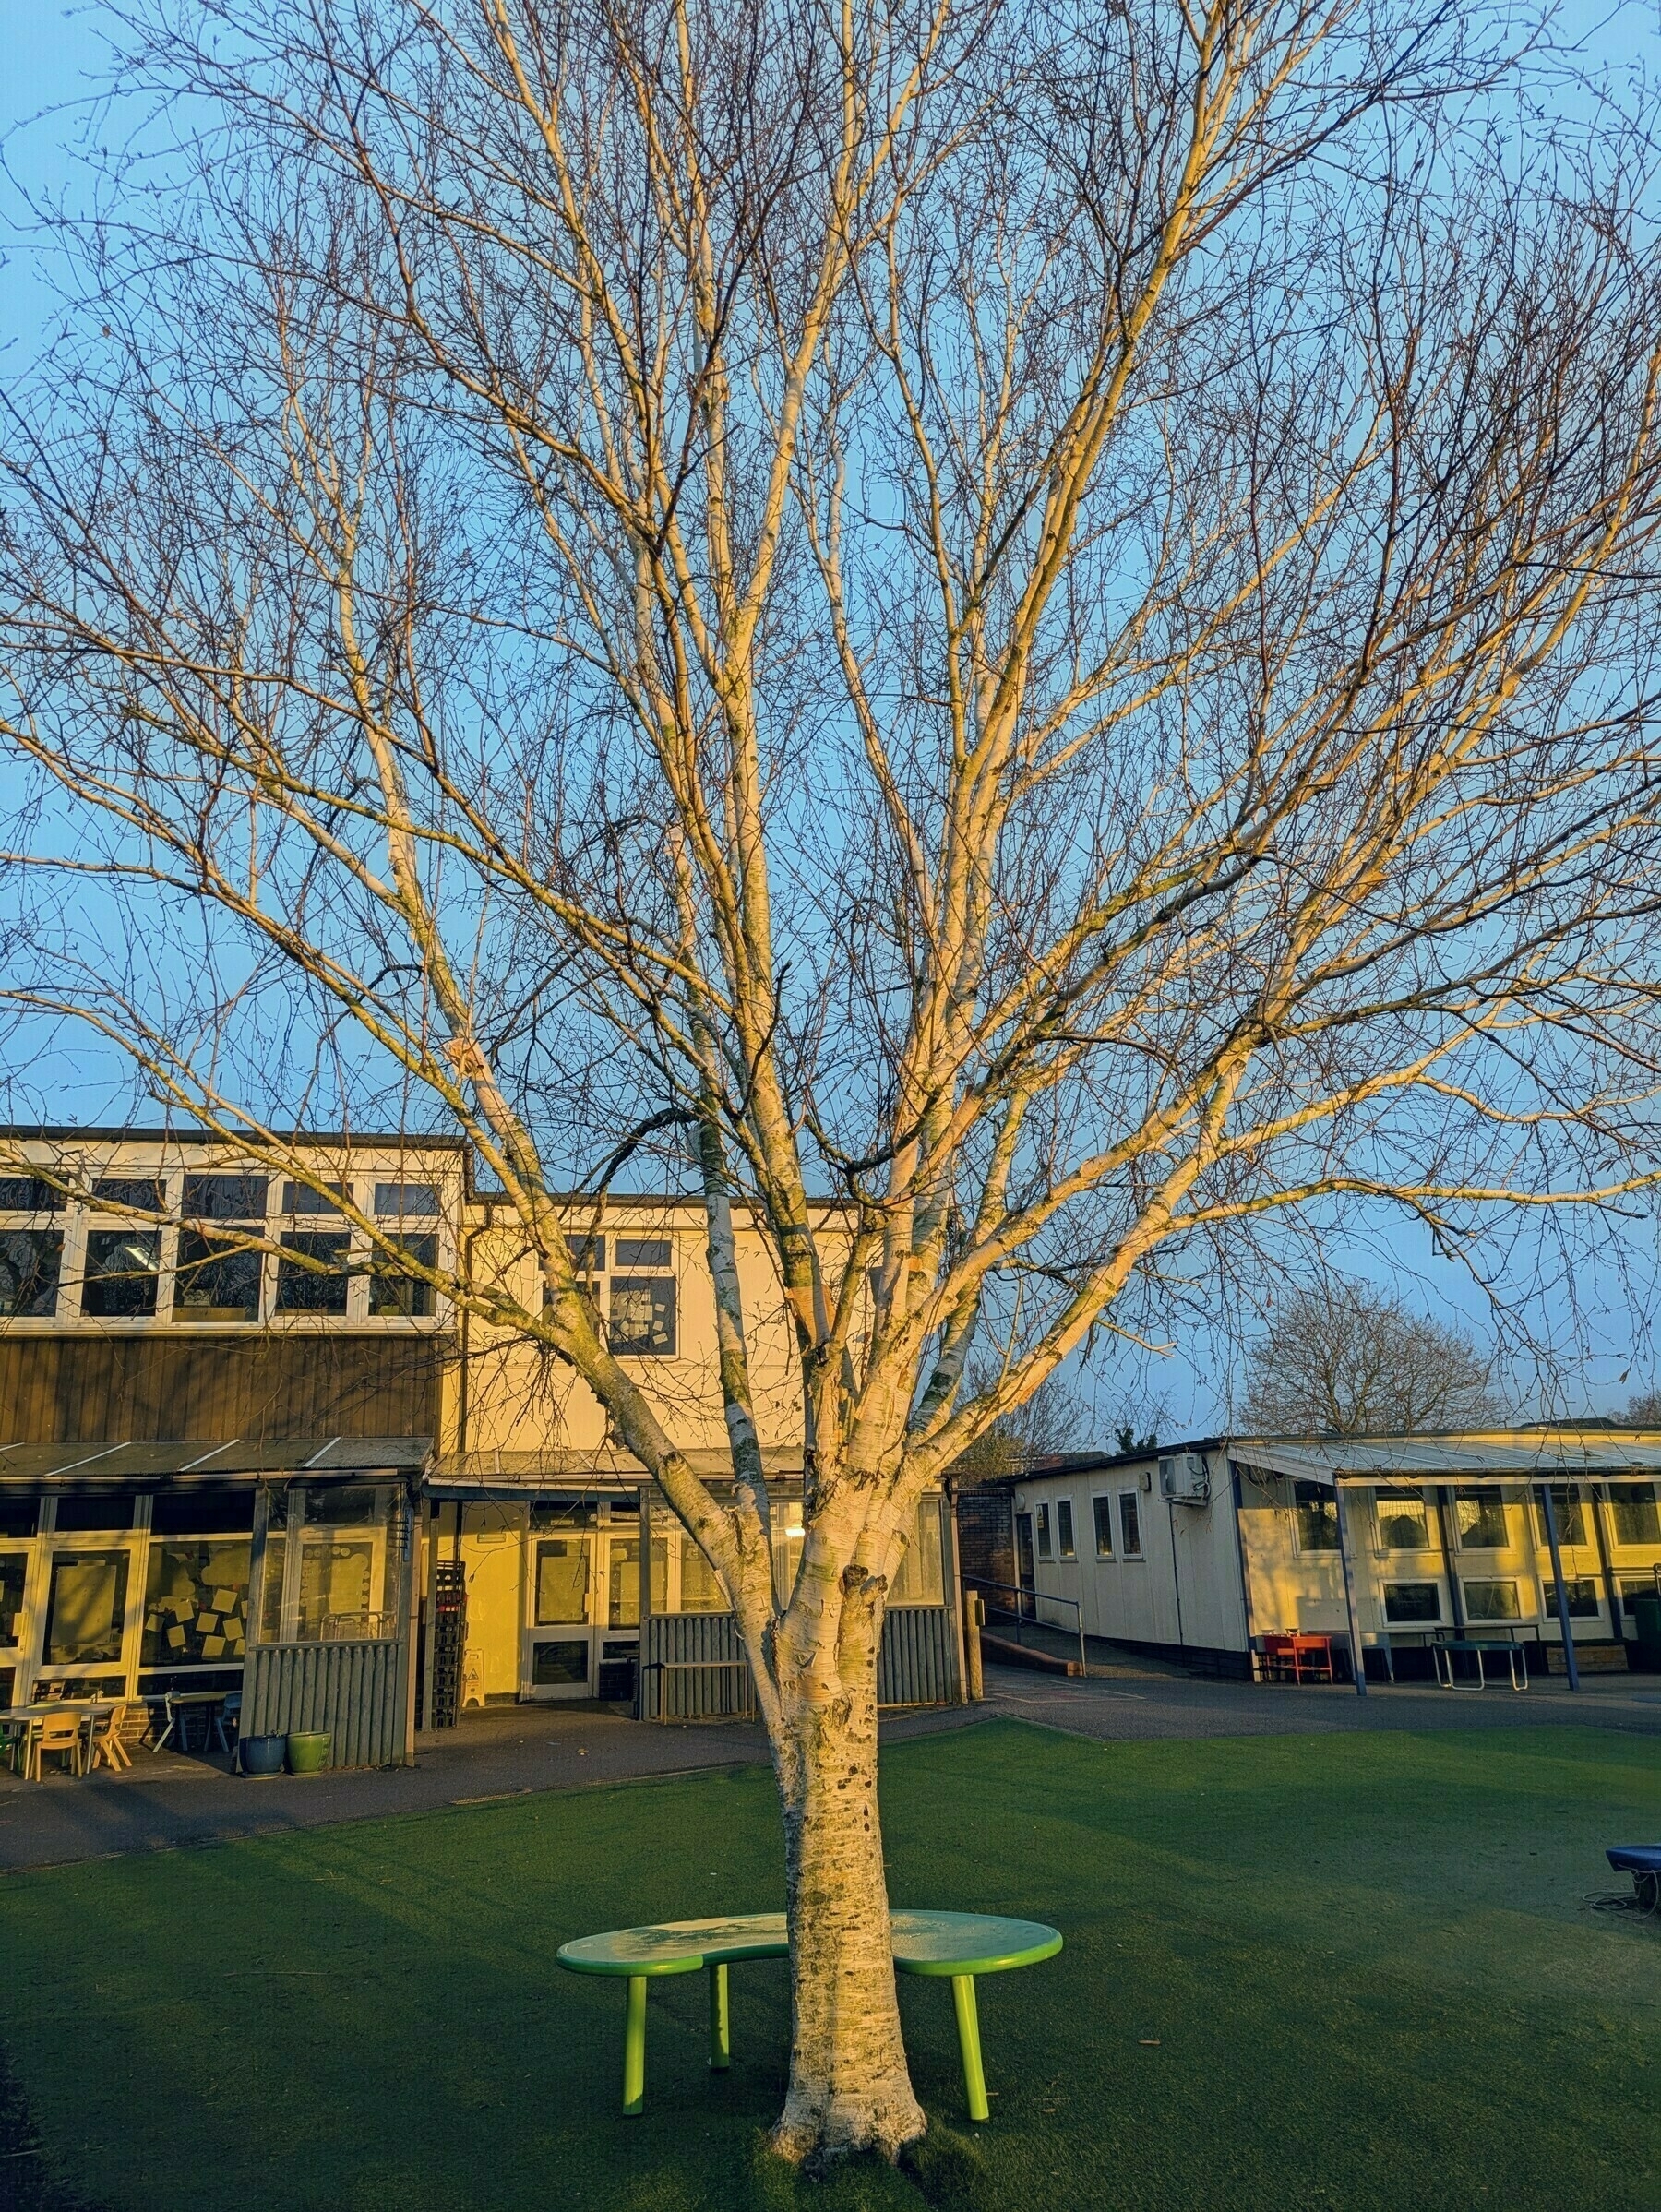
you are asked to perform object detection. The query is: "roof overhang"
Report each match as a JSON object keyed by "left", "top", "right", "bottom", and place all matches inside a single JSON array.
[
  {"left": 1225, "top": 1433, "right": 1661, "bottom": 1488},
  {"left": 0, "top": 1436, "right": 431, "bottom": 1487}
]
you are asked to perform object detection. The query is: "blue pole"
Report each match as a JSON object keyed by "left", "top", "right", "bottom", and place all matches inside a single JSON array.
[
  {"left": 1537, "top": 1482, "right": 1581, "bottom": 1692},
  {"left": 1332, "top": 1479, "right": 1368, "bottom": 1697}
]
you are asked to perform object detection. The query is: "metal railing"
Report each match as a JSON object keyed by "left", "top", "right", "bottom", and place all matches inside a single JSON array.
[{"left": 964, "top": 1575, "right": 1087, "bottom": 1675}]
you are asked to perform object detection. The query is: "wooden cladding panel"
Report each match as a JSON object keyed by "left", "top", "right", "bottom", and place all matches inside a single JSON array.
[
  {"left": 244, "top": 1639, "right": 408, "bottom": 1768},
  {"left": 0, "top": 1332, "right": 448, "bottom": 1444},
  {"left": 644, "top": 1604, "right": 960, "bottom": 1717}
]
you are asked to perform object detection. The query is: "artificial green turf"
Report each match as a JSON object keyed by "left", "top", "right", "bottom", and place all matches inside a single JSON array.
[{"left": 0, "top": 1721, "right": 1656, "bottom": 2211}]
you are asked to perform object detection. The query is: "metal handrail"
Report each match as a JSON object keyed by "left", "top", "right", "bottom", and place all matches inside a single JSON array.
[{"left": 963, "top": 1574, "right": 1087, "bottom": 1674}]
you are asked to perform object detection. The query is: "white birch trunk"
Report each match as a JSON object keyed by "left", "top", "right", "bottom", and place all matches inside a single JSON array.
[{"left": 764, "top": 1567, "right": 926, "bottom": 2166}]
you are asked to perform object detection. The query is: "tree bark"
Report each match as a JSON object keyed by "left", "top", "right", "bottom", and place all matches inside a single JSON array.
[{"left": 769, "top": 1658, "right": 925, "bottom": 2166}]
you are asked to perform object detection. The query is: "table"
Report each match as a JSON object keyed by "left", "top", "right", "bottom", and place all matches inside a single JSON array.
[
  {"left": 151, "top": 1690, "right": 232, "bottom": 1754},
  {"left": 556, "top": 1907, "right": 1062, "bottom": 2119},
  {"left": 0, "top": 1700, "right": 113, "bottom": 1779}
]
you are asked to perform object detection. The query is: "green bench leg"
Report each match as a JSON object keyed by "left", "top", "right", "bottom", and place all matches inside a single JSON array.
[
  {"left": 709, "top": 1962, "right": 730, "bottom": 2070},
  {"left": 622, "top": 1976, "right": 648, "bottom": 2115},
  {"left": 951, "top": 1974, "right": 989, "bottom": 2122}
]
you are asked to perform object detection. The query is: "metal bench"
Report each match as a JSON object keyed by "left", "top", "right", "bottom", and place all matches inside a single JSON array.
[
  {"left": 1432, "top": 1637, "right": 1526, "bottom": 1690},
  {"left": 556, "top": 1907, "right": 1062, "bottom": 2120}
]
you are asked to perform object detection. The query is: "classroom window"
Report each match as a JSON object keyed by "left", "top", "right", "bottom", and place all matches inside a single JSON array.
[
  {"left": 1383, "top": 1582, "right": 1440, "bottom": 1623},
  {"left": 276, "top": 1231, "right": 350, "bottom": 1312},
  {"left": 142, "top": 1539, "right": 251, "bottom": 1666},
  {"left": 1035, "top": 1503, "right": 1053, "bottom": 1560},
  {"left": 281, "top": 1180, "right": 347, "bottom": 1214},
  {"left": 0, "top": 1228, "right": 61, "bottom": 1317},
  {"left": 1454, "top": 1489, "right": 1509, "bottom": 1550},
  {"left": 890, "top": 1500, "right": 946, "bottom": 1605},
  {"left": 1293, "top": 1480, "right": 1340, "bottom": 1551},
  {"left": 1374, "top": 1488, "right": 1432, "bottom": 1550},
  {"left": 615, "top": 1237, "right": 672, "bottom": 1267},
  {"left": 183, "top": 1173, "right": 268, "bottom": 1220},
  {"left": 1534, "top": 1483, "right": 1587, "bottom": 1546},
  {"left": 1117, "top": 1492, "right": 1142, "bottom": 1559},
  {"left": 90, "top": 1176, "right": 164, "bottom": 1212},
  {"left": 1093, "top": 1496, "right": 1114, "bottom": 1556},
  {"left": 675, "top": 1531, "right": 730, "bottom": 1613},
  {"left": 174, "top": 1230, "right": 262, "bottom": 1322},
  {"left": 0, "top": 1175, "right": 62, "bottom": 1211},
  {"left": 1463, "top": 1578, "right": 1522, "bottom": 1621},
  {"left": 1609, "top": 1483, "right": 1661, "bottom": 1546},
  {"left": 1056, "top": 1500, "right": 1076, "bottom": 1560},
  {"left": 43, "top": 1550, "right": 130, "bottom": 1665},
  {"left": 0, "top": 1553, "right": 26, "bottom": 1644},
  {"left": 80, "top": 1229, "right": 161, "bottom": 1317},
  {"left": 1550, "top": 1576, "right": 1601, "bottom": 1619},
  {"left": 374, "top": 1182, "right": 439, "bottom": 1220},
  {"left": 369, "top": 1233, "right": 437, "bottom": 1317},
  {"left": 609, "top": 1275, "right": 675, "bottom": 1355}
]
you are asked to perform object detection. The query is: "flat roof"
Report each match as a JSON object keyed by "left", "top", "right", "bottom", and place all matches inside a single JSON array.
[{"left": 0, "top": 1437, "right": 431, "bottom": 1483}]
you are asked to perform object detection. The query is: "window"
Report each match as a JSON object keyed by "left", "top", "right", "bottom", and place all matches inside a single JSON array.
[
  {"left": 174, "top": 1230, "right": 262, "bottom": 1322},
  {"left": 0, "top": 1228, "right": 61, "bottom": 1317},
  {"left": 43, "top": 1550, "right": 129, "bottom": 1665},
  {"left": 90, "top": 1176, "right": 163, "bottom": 1211},
  {"left": 615, "top": 1237, "right": 672, "bottom": 1267},
  {"left": 54, "top": 1495, "right": 137, "bottom": 1533},
  {"left": 151, "top": 1489, "right": 254, "bottom": 1536},
  {"left": 369, "top": 1233, "right": 437, "bottom": 1317},
  {"left": 1454, "top": 1489, "right": 1509, "bottom": 1550},
  {"left": 609, "top": 1275, "right": 675, "bottom": 1355},
  {"left": 1374, "top": 1488, "right": 1432, "bottom": 1550},
  {"left": 375, "top": 1181, "right": 439, "bottom": 1220},
  {"left": 675, "top": 1531, "right": 730, "bottom": 1613},
  {"left": 276, "top": 1230, "right": 350, "bottom": 1312},
  {"left": 1383, "top": 1581, "right": 1440, "bottom": 1623},
  {"left": 1035, "top": 1503, "right": 1053, "bottom": 1560},
  {"left": 1294, "top": 1479, "right": 1340, "bottom": 1551},
  {"left": 0, "top": 1497, "right": 38, "bottom": 1538},
  {"left": 605, "top": 1534, "right": 668, "bottom": 1628},
  {"left": 890, "top": 1500, "right": 946, "bottom": 1606},
  {"left": 183, "top": 1173, "right": 268, "bottom": 1220},
  {"left": 1093, "top": 1496, "right": 1115, "bottom": 1557},
  {"left": 281, "top": 1179, "right": 347, "bottom": 1214},
  {"left": 1463, "top": 1578, "right": 1522, "bottom": 1621},
  {"left": 1610, "top": 1483, "right": 1661, "bottom": 1546},
  {"left": 80, "top": 1229, "right": 161, "bottom": 1317},
  {"left": 0, "top": 1553, "right": 26, "bottom": 1644},
  {"left": 1534, "top": 1483, "right": 1587, "bottom": 1547},
  {"left": 1550, "top": 1575, "right": 1601, "bottom": 1619},
  {"left": 569, "top": 1236, "right": 604, "bottom": 1273},
  {"left": 289, "top": 1487, "right": 388, "bottom": 1640},
  {"left": 142, "top": 1538, "right": 251, "bottom": 1666},
  {"left": 0, "top": 1175, "right": 62, "bottom": 1211},
  {"left": 771, "top": 1513, "right": 805, "bottom": 1605},
  {"left": 1056, "top": 1499, "right": 1076, "bottom": 1560},
  {"left": 1118, "top": 1492, "right": 1142, "bottom": 1559}
]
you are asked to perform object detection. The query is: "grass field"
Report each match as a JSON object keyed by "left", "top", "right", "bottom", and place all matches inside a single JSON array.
[{"left": 1, "top": 1719, "right": 1657, "bottom": 2212}]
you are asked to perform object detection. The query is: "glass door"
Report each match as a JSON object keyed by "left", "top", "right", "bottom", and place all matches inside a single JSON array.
[
  {"left": 524, "top": 1509, "right": 595, "bottom": 1698},
  {"left": 34, "top": 1546, "right": 142, "bottom": 1697},
  {"left": 0, "top": 1546, "right": 30, "bottom": 1707}
]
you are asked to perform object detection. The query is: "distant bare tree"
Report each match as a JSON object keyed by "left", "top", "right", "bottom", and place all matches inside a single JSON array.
[
  {"left": 949, "top": 1368, "right": 1091, "bottom": 1480},
  {"left": 1624, "top": 1389, "right": 1661, "bottom": 1426},
  {"left": 1240, "top": 1280, "right": 1500, "bottom": 1434},
  {"left": 3, "top": 0, "right": 1661, "bottom": 2166}
]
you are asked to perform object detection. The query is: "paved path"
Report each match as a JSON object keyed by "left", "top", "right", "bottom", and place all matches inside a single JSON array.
[{"left": 2, "top": 1667, "right": 1655, "bottom": 1874}]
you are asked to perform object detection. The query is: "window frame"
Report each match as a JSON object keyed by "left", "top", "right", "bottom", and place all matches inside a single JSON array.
[
  {"left": 1056, "top": 1498, "right": 1076, "bottom": 1560},
  {"left": 1034, "top": 1501, "right": 1053, "bottom": 1560},
  {"left": 1092, "top": 1494, "right": 1114, "bottom": 1558},
  {"left": 1117, "top": 1490, "right": 1142, "bottom": 1560}
]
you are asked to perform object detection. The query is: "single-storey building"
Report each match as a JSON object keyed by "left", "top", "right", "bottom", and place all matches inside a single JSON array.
[{"left": 1006, "top": 1431, "right": 1661, "bottom": 1684}]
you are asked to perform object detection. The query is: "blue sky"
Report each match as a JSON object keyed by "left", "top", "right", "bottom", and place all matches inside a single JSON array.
[{"left": 5, "top": 6, "right": 1661, "bottom": 1437}]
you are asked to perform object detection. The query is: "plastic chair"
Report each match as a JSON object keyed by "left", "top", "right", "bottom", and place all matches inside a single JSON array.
[
  {"left": 86, "top": 1702, "right": 133, "bottom": 1772},
  {"left": 212, "top": 1692, "right": 242, "bottom": 1756},
  {"left": 28, "top": 1710, "right": 85, "bottom": 1781}
]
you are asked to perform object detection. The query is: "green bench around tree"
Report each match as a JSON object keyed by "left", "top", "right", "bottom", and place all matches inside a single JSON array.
[{"left": 556, "top": 1907, "right": 1062, "bottom": 2121}]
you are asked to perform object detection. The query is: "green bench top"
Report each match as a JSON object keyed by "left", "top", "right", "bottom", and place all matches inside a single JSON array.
[{"left": 557, "top": 1908, "right": 1061, "bottom": 1979}]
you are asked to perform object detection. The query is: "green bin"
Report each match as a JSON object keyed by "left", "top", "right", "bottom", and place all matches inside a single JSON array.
[
  {"left": 285, "top": 1731, "right": 331, "bottom": 1775},
  {"left": 1628, "top": 1592, "right": 1661, "bottom": 1671}
]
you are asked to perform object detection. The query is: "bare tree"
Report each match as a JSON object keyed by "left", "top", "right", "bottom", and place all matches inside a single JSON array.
[
  {"left": 4, "top": 0, "right": 1661, "bottom": 2166},
  {"left": 1624, "top": 1389, "right": 1661, "bottom": 1426},
  {"left": 1240, "top": 1278, "right": 1500, "bottom": 1433}
]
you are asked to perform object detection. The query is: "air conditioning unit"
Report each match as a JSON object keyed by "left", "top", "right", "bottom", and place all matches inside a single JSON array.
[{"left": 1158, "top": 1452, "right": 1211, "bottom": 1504}]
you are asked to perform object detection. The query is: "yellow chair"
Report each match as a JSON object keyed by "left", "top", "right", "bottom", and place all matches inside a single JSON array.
[
  {"left": 86, "top": 1702, "right": 132, "bottom": 1772},
  {"left": 28, "top": 1710, "right": 85, "bottom": 1780}
]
